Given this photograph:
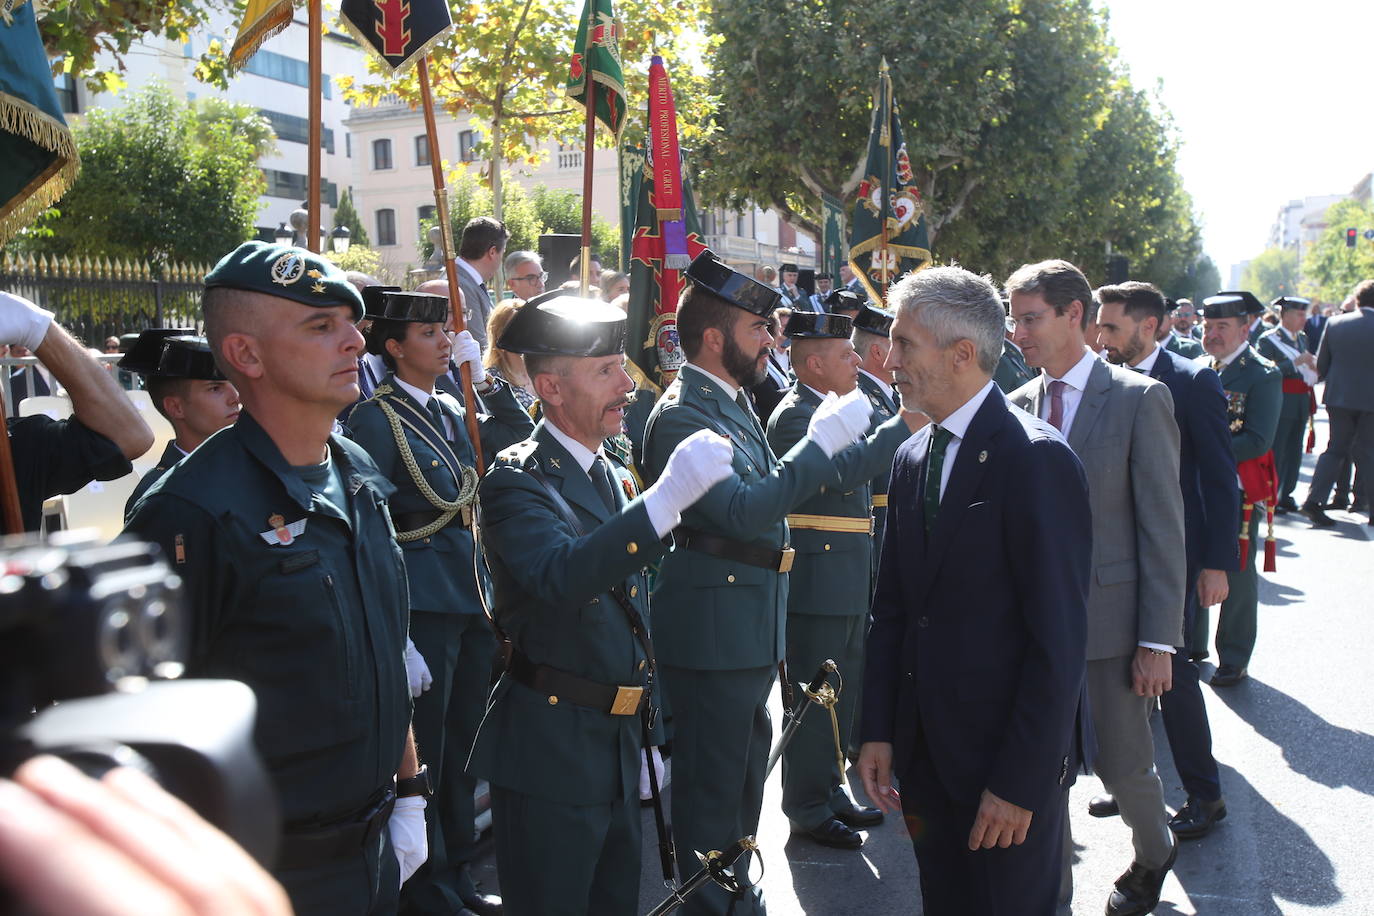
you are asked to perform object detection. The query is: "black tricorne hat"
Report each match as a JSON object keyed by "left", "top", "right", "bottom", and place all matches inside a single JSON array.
[
  {"left": 496, "top": 291, "right": 627, "bottom": 357},
  {"left": 685, "top": 250, "right": 782, "bottom": 317},
  {"left": 1201, "top": 291, "right": 1264, "bottom": 320},
  {"left": 814, "top": 272, "right": 833, "bottom": 281},
  {"left": 852, "top": 304, "right": 895, "bottom": 336},
  {"left": 155, "top": 336, "right": 225, "bottom": 380},
  {"left": 1272, "top": 295, "right": 1311, "bottom": 312},
  {"left": 825, "top": 288, "right": 864, "bottom": 314},
  {"left": 116, "top": 328, "right": 197, "bottom": 375},
  {"left": 365, "top": 290, "right": 448, "bottom": 324},
  {"left": 360, "top": 285, "right": 403, "bottom": 317},
  {"left": 785, "top": 311, "right": 854, "bottom": 339},
  {"left": 779, "top": 262, "right": 799, "bottom": 274}
]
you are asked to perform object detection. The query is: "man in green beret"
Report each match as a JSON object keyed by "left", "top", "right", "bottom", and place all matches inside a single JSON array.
[
  {"left": 469, "top": 291, "right": 734, "bottom": 914},
  {"left": 1193, "top": 292, "right": 1281, "bottom": 686},
  {"left": 123, "top": 241, "right": 426, "bottom": 915},
  {"left": 766, "top": 310, "right": 920, "bottom": 851},
  {"left": 1258, "top": 297, "right": 1317, "bottom": 513},
  {"left": 121, "top": 332, "right": 241, "bottom": 515}
]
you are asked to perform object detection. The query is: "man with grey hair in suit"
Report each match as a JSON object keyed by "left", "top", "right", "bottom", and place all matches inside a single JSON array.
[
  {"left": 1302, "top": 279, "right": 1374, "bottom": 527},
  {"left": 1006, "top": 260, "right": 1186, "bottom": 916},
  {"left": 453, "top": 217, "right": 509, "bottom": 351}
]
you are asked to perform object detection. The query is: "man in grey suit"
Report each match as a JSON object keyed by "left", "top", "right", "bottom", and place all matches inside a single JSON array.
[
  {"left": 1302, "top": 279, "right": 1374, "bottom": 527},
  {"left": 1006, "top": 260, "right": 1185, "bottom": 916},
  {"left": 454, "top": 217, "right": 508, "bottom": 351}
]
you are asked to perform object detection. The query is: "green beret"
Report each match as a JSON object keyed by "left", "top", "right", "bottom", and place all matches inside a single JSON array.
[{"left": 204, "top": 241, "right": 363, "bottom": 321}]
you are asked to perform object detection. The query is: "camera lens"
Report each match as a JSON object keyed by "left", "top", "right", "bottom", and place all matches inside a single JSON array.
[{"left": 98, "top": 603, "right": 143, "bottom": 681}]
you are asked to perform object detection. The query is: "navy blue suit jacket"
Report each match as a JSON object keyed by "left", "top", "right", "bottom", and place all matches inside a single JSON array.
[
  {"left": 1147, "top": 349, "right": 1241, "bottom": 577},
  {"left": 860, "top": 387, "right": 1091, "bottom": 813}
]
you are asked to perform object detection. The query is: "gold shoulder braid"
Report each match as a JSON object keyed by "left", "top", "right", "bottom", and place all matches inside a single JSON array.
[{"left": 373, "top": 382, "right": 479, "bottom": 541}]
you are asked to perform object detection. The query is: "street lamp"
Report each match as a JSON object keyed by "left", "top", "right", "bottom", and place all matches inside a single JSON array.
[
  {"left": 318, "top": 226, "right": 328, "bottom": 253},
  {"left": 274, "top": 222, "right": 293, "bottom": 245},
  {"left": 331, "top": 225, "right": 351, "bottom": 254}
]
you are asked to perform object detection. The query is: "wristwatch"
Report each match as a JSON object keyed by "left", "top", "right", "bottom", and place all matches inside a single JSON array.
[
  {"left": 396, "top": 764, "right": 433, "bottom": 799},
  {"left": 1146, "top": 648, "right": 1168, "bottom": 656}
]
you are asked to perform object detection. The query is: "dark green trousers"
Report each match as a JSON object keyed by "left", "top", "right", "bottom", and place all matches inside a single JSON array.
[
  {"left": 1195, "top": 499, "right": 1261, "bottom": 668},
  {"left": 277, "top": 823, "right": 399, "bottom": 916},
  {"left": 1273, "top": 411, "right": 1307, "bottom": 502},
  {"left": 400, "top": 612, "right": 497, "bottom": 915},
  {"left": 490, "top": 785, "right": 640, "bottom": 916},
  {"left": 780, "top": 613, "right": 865, "bottom": 829},
  {"left": 660, "top": 663, "right": 774, "bottom": 916}
]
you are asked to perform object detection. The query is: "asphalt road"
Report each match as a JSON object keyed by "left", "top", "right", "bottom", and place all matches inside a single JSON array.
[{"left": 470, "top": 410, "right": 1373, "bottom": 915}]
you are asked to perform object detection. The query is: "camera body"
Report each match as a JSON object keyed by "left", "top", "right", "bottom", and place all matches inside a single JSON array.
[{"left": 1, "top": 534, "right": 279, "bottom": 865}]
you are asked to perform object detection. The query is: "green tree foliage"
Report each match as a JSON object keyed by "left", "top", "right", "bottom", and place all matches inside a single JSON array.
[
  {"left": 334, "top": 189, "right": 371, "bottom": 248},
  {"left": 1302, "top": 199, "right": 1374, "bottom": 304},
  {"left": 698, "top": 0, "right": 1204, "bottom": 287},
  {"left": 528, "top": 184, "right": 619, "bottom": 264},
  {"left": 325, "top": 245, "right": 402, "bottom": 285},
  {"left": 17, "top": 84, "right": 264, "bottom": 268},
  {"left": 1241, "top": 247, "right": 1302, "bottom": 304}
]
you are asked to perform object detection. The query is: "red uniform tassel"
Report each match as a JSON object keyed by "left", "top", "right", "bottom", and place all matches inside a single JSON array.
[
  {"left": 1306, "top": 417, "right": 1316, "bottom": 453},
  {"left": 1238, "top": 502, "right": 1252, "bottom": 572},
  {"left": 1263, "top": 504, "right": 1277, "bottom": 572}
]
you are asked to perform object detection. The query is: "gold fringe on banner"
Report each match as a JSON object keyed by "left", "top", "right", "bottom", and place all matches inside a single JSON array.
[
  {"left": 0, "top": 90, "right": 79, "bottom": 247},
  {"left": 227, "top": 0, "right": 295, "bottom": 72}
]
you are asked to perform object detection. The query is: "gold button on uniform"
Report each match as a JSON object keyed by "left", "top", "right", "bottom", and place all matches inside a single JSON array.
[
  {"left": 548, "top": 696, "right": 559, "bottom": 706},
  {"left": 431, "top": 460, "right": 439, "bottom": 467},
  {"left": 630, "top": 585, "right": 639, "bottom": 597},
  {"left": 626, "top": 542, "right": 639, "bottom": 554},
  {"left": 638, "top": 659, "right": 646, "bottom": 671},
  {"left": 824, "top": 544, "right": 831, "bottom": 551},
  {"left": 423, "top": 537, "right": 431, "bottom": 544},
  {"left": 727, "top": 574, "right": 736, "bottom": 583}
]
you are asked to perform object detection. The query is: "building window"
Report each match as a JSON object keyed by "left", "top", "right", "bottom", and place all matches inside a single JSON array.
[
  {"left": 417, "top": 205, "right": 436, "bottom": 229},
  {"left": 458, "top": 130, "right": 476, "bottom": 163},
  {"left": 735, "top": 211, "right": 746, "bottom": 237},
  {"left": 373, "top": 138, "right": 393, "bottom": 170},
  {"left": 239, "top": 50, "right": 330, "bottom": 95},
  {"left": 261, "top": 170, "right": 337, "bottom": 207},
  {"left": 345, "top": 133, "right": 352, "bottom": 158},
  {"left": 55, "top": 75, "right": 79, "bottom": 115},
  {"left": 258, "top": 109, "right": 333, "bottom": 152},
  {"left": 415, "top": 135, "right": 430, "bottom": 167},
  {"left": 376, "top": 209, "right": 397, "bottom": 247}
]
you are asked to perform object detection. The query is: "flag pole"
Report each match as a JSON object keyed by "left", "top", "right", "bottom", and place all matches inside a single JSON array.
[
  {"left": 0, "top": 396, "right": 25, "bottom": 534},
  {"left": 878, "top": 66, "right": 891, "bottom": 303},
  {"left": 418, "top": 56, "right": 486, "bottom": 472},
  {"left": 579, "top": 79, "right": 597, "bottom": 296},
  {"left": 307, "top": 0, "right": 322, "bottom": 252}
]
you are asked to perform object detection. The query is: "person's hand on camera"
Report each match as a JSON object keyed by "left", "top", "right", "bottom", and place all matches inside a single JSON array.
[
  {"left": 0, "top": 290, "right": 53, "bottom": 351},
  {"left": 0, "top": 754, "right": 292, "bottom": 916},
  {"left": 404, "top": 638, "right": 433, "bottom": 698},
  {"left": 388, "top": 796, "right": 428, "bottom": 886}
]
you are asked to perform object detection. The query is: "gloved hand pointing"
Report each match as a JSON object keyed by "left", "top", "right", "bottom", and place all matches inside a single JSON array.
[{"left": 806, "top": 388, "right": 873, "bottom": 457}]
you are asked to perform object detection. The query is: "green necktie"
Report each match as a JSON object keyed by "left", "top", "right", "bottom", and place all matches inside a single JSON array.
[{"left": 924, "top": 425, "right": 954, "bottom": 536}]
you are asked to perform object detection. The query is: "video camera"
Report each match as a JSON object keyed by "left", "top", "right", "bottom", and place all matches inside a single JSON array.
[{"left": 0, "top": 533, "right": 279, "bottom": 865}]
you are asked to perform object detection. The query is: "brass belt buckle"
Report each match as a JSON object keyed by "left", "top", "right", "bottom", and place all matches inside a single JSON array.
[
  {"left": 610, "top": 685, "right": 644, "bottom": 716},
  {"left": 778, "top": 548, "right": 796, "bottom": 573}
]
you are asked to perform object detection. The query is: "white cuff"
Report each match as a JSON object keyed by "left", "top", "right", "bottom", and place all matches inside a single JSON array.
[
  {"left": 640, "top": 488, "right": 681, "bottom": 540},
  {"left": 1138, "top": 641, "right": 1176, "bottom": 654}
]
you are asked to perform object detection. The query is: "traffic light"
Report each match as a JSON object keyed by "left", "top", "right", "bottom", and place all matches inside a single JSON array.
[{"left": 1348, "top": 228, "right": 1359, "bottom": 248}]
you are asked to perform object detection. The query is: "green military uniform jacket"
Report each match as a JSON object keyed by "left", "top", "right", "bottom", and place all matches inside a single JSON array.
[
  {"left": 641, "top": 364, "right": 837, "bottom": 670},
  {"left": 123, "top": 411, "right": 411, "bottom": 825},
  {"left": 1165, "top": 331, "right": 1205, "bottom": 359},
  {"left": 1257, "top": 327, "right": 1312, "bottom": 423},
  {"left": 856, "top": 369, "right": 900, "bottom": 565},
  {"left": 1248, "top": 320, "right": 1267, "bottom": 346},
  {"left": 1216, "top": 346, "right": 1281, "bottom": 463},
  {"left": 468, "top": 422, "right": 664, "bottom": 804},
  {"left": 347, "top": 375, "right": 533, "bottom": 614},
  {"left": 993, "top": 339, "right": 1036, "bottom": 392},
  {"left": 125, "top": 440, "right": 188, "bottom": 519},
  {"left": 770, "top": 380, "right": 906, "bottom": 607}
]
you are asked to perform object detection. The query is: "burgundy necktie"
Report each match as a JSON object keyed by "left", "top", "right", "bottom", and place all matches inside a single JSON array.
[{"left": 1047, "top": 379, "right": 1067, "bottom": 432}]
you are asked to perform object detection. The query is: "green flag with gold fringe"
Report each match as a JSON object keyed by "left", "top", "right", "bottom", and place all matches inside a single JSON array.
[
  {"left": 566, "top": 0, "right": 627, "bottom": 140},
  {"left": 848, "top": 59, "right": 930, "bottom": 304},
  {"left": 0, "top": 0, "right": 79, "bottom": 246}
]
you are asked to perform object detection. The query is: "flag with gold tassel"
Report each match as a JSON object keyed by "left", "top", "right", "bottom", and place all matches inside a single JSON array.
[
  {"left": 227, "top": 0, "right": 295, "bottom": 72},
  {"left": 0, "top": 0, "right": 79, "bottom": 246}
]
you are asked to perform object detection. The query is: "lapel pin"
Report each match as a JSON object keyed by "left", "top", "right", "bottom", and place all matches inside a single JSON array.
[
  {"left": 549, "top": 457, "right": 561, "bottom": 469},
  {"left": 978, "top": 450, "right": 988, "bottom": 463}
]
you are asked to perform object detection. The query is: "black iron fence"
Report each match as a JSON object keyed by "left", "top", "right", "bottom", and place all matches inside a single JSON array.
[{"left": 0, "top": 253, "right": 208, "bottom": 344}]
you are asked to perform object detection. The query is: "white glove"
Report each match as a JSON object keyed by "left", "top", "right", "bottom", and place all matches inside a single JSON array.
[
  {"left": 451, "top": 329, "right": 487, "bottom": 387},
  {"left": 641, "top": 430, "right": 735, "bottom": 536},
  {"left": 0, "top": 290, "right": 54, "bottom": 351},
  {"left": 404, "top": 638, "right": 433, "bottom": 698},
  {"left": 639, "top": 746, "right": 668, "bottom": 801},
  {"left": 806, "top": 388, "right": 873, "bottom": 457},
  {"left": 388, "top": 795, "right": 428, "bottom": 885}
]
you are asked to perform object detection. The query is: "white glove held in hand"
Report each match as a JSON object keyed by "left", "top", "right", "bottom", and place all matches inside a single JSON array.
[
  {"left": 641, "top": 430, "right": 735, "bottom": 536},
  {"left": 0, "top": 291, "right": 54, "bottom": 351},
  {"left": 451, "top": 329, "right": 487, "bottom": 386},
  {"left": 389, "top": 795, "right": 428, "bottom": 885},
  {"left": 806, "top": 388, "right": 873, "bottom": 457},
  {"left": 404, "top": 638, "right": 433, "bottom": 698}
]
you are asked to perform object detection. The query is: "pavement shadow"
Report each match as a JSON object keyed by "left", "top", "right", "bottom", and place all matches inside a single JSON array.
[
  {"left": 1212, "top": 677, "right": 1374, "bottom": 796},
  {"left": 1257, "top": 579, "right": 1304, "bottom": 606},
  {"left": 1166, "top": 763, "right": 1342, "bottom": 914}
]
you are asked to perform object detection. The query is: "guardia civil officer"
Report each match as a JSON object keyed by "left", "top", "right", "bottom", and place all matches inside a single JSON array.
[
  {"left": 121, "top": 331, "right": 241, "bottom": 515},
  {"left": 347, "top": 290, "right": 533, "bottom": 916},
  {"left": 123, "top": 242, "right": 426, "bottom": 915},
  {"left": 641, "top": 250, "right": 873, "bottom": 916},
  {"left": 1195, "top": 291, "right": 1281, "bottom": 686},
  {"left": 766, "top": 310, "right": 920, "bottom": 850},
  {"left": 467, "top": 291, "right": 732, "bottom": 914},
  {"left": 1258, "top": 297, "right": 1318, "bottom": 513},
  {"left": 851, "top": 303, "right": 901, "bottom": 563}
]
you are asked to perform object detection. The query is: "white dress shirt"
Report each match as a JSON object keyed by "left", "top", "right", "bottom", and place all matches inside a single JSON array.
[
  {"left": 392, "top": 375, "right": 458, "bottom": 440},
  {"left": 545, "top": 418, "right": 678, "bottom": 537},
  {"left": 1131, "top": 343, "right": 1163, "bottom": 375},
  {"left": 1213, "top": 339, "right": 1249, "bottom": 370},
  {"left": 1038, "top": 348, "right": 1098, "bottom": 436},
  {"left": 931, "top": 380, "right": 996, "bottom": 500}
]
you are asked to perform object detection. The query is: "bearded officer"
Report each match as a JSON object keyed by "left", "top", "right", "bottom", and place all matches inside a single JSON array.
[
  {"left": 641, "top": 250, "right": 873, "bottom": 916},
  {"left": 468, "top": 291, "right": 733, "bottom": 915},
  {"left": 123, "top": 241, "right": 425, "bottom": 915},
  {"left": 766, "top": 310, "right": 921, "bottom": 849},
  {"left": 121, "top": 331, "right": 241, "bottom": 514}
]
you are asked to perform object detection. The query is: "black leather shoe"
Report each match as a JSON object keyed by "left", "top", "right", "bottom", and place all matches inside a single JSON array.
[
  {"left": 1325, "top": 494, "right": 1350, "bottom": 510},
  {"left": 1187, "top": 649, "right": 1209, "bottom": 663},
  {"left": 834, "top": 802, "right": 884, "bottom": 828},
  {"left": 797, "top": 817, "right": 865, "bottom": 850},
  {"left": 1088, "top": 793, "right": 1120, "bottom": 817},
  {"left": 1301, "top": 502, "right": 1337, "bottom": 527},
  {"left": 1168, "top": 797, "right": 1227, "bottom": 839},
  {"left": 1210, "top": 664, "right": 1248, "bottom": 687},
  {"left": 1277, "top": 496, "right": 1298, "bottom": 512},
  {"left": 1105, "top": 842, "right": 1177, "bottom": 916}
]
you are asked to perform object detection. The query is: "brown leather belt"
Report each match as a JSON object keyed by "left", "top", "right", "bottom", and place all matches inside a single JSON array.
[
  {"left": 674, "top": 526, "right": 795, "bottom": 573},
  {"left": 509, "top": 648, "right": 645, "bottom": 716}
]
